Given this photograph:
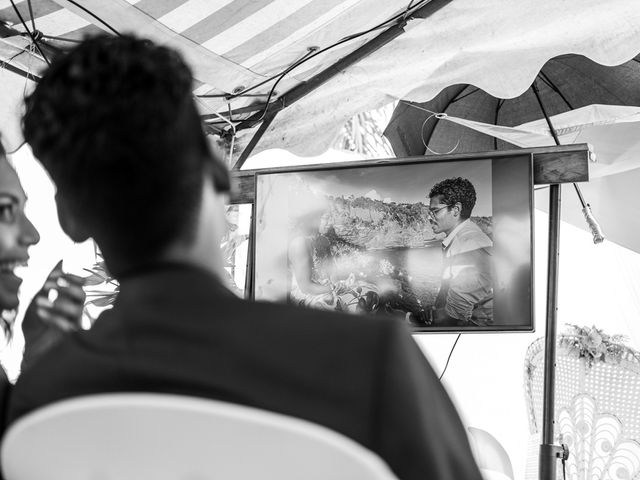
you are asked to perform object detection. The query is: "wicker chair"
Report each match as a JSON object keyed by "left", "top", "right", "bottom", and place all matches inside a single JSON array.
[{"left": 523, "top": 329, "right": 640, "bottom": 480}]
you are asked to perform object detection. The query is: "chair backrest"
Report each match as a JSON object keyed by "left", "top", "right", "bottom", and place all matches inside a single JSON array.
[
  {"left": 523, "top": 335, "right": 640, "bottom": 480},
  {"left": 1, "top": 393, "right": 399, "bottom": 480},
  {"left": 467, "top": 426, "right": 514, "bottom": 480}
]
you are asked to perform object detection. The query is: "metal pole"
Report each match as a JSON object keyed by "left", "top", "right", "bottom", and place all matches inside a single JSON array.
[{"left": 539, "top": 183, "right": 561, "bottom": 480}]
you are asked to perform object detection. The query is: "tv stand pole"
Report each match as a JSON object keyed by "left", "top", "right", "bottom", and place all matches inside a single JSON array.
[{"left": 539, "top": 183, "right": 562, "bottom": 480}]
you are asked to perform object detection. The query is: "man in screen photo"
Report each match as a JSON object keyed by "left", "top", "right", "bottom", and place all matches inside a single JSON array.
[{"left": 427, "top": 177, "right": 493, "bottom": 326}]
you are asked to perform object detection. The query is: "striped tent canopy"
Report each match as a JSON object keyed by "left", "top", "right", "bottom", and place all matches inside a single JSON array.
[{"left": 1, "top": 0, "right": 640, "bottom": 164}]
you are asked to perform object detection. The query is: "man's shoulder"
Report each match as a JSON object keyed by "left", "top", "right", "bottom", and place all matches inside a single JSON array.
[
  {"left": 451, "top": 221, "right": 492, "bottom": 251},
  {"left": 15, "top": 325, "right": 110, "bottom": 381}
]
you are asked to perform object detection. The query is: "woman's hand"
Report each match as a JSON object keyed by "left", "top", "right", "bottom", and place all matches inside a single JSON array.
[
  {"left": 33, "top": 260, "right": 86, "bottom": 332},
  {"left": 21, "top": 261, "right": 87, "bottom": 372}
]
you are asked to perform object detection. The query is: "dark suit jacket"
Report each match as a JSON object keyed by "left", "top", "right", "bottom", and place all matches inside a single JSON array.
[{"left": 8, "top": 264, "right": 482, "bottom": 480}]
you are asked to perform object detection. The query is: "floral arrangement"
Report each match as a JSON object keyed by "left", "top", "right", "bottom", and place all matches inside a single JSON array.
[
  {"left": 559, "top": 324, "right": 631, "bottom": 366},
  {"left": 81, "top": 251, "right": 119, "bottom": 325}
]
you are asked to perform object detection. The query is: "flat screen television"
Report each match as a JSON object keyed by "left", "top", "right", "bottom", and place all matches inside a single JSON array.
[{"left": 251, "top": 154, "right": 534, "bottom": 332}]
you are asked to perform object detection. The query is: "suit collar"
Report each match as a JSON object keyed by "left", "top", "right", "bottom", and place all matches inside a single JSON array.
[{"left": 116, "top": 261, "right": 234, "bottom": 300}]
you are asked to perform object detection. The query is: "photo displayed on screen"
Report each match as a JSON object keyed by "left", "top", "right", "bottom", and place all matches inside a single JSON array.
[{"left": 252, "top": 155, "right": 533, "bottom": 332}]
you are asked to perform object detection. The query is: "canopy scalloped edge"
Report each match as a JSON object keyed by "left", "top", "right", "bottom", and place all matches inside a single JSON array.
[{"left": 239, "top": 0, "right": 640, "bottom": 158}]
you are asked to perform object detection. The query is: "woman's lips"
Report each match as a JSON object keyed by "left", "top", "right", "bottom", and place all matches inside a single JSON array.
[{"left": 0, "top": 260, "right": 28, "bottom": 273}]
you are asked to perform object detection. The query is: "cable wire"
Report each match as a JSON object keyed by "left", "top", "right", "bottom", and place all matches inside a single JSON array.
[
  {"left": 1, "top": 49, "right": 27, "bottom": 67},
  {"left": 210, "top": 0, "right": 433, "bottom": 127},
  {"left": 439, "top": 333, "right": 461, "bottom": 380},
  {"left": 34, "top": 0, "right": 427, "bottom": 132}
]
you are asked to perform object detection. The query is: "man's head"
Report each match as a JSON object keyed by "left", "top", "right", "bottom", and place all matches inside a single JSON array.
[
  {"left": 427, "top": 177, "right": 476, "bottom": 235},
  {"left": 23, "top": 35, "right": 230, "bottom": 276}
]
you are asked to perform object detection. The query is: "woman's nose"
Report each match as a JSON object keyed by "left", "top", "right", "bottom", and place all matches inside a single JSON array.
[{"left": 20, "top": 215, "right": 40, "bottom": 246}]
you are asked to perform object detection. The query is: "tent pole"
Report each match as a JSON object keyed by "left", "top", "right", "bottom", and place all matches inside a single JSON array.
[
  {"left": 532, "top": 79, "right": 570, "bottom": 480},
  {"left": 233, "top": 112, "right": 277, "bottom": 170},
  {"left": 531, "top": 80, "right": 604, "bottom": 244},
  {"left": 539, "top": 183, "right": 563, "bottom": 480}
]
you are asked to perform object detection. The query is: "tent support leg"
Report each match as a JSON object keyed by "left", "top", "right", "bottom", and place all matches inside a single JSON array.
[
  {"left": 539, "top": 183, "right": 562, "bottom": 480},
  {"left": 234, "top": 112, "right": 277, "bottom": 170}
]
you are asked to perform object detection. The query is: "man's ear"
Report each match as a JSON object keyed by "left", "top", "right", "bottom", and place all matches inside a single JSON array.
[
  {"left": 55, "top": 195, "right": 91, "bottom": 243},
  {"left": 453, "top": 202, "right": 462, "bottom": 218}
]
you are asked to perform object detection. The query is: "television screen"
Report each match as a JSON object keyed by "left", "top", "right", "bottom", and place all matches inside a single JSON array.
[{"left": 252, "top": 155, "right": 533, "bottom": 332}]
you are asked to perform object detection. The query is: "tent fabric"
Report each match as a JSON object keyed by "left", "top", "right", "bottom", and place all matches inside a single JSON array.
[
  {"left": 1, "top": 0, "right": 640, "bottom": 156},
  {"left": 0, "top": 0, "right": 414, "bottom": 151},
  {"left": 382, "top": 54, "right": 640, "bottom": 160},
  {"left": 233, "top": 0, "right": 640, "bottom": 156},
  {"left": 437, "top": 104, "right": 640, "bottom": 179}
]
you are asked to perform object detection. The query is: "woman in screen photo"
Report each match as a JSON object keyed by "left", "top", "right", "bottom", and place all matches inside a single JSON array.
[{"left": 287, "top": 207, "right": 338, "bottom": 310}]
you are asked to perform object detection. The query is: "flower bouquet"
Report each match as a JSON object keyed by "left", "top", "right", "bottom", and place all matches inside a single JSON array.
[{"left": 559, "top": 324, "right": 630, "bottom": 367}]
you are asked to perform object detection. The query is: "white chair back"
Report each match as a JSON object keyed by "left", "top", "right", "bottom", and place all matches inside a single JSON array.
[
  {"left": 467, "top": 426, "right": 514, "bottom": 480},
  {"left": 1, "top": 393, "right": 399, "bottom": 480}
]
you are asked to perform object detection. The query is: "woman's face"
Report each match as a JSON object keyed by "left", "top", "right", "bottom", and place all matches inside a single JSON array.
[{"left": 0, "top": 157, "right": 40, "bottom": 310}]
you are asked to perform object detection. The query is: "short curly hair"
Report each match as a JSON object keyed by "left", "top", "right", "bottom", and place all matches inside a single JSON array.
[
  {"left": 23, "top": 35, "right": 229, "bottom": 269},
  {"left": 428, "top": 177, "right": 476, "bottom": 219}
]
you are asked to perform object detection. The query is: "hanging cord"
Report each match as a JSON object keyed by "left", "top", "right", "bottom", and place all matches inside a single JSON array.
[
  {"left": 23, "top": 41, "right": 35, "bottom": 94},
  {"left": 402, "top": 102, "right": 460, "bottom": 154},
  {"left": 531, "top": 79, "right": 604, "bottom": 244},
  {"left": 439, "top": 333, "right": 461, "bottom": 380},
  {"left": 421, "top": 113, "right": 459, "bottom": 154},
  {"left": 1, "top": 49, "right": 28, "bottom": 68}
]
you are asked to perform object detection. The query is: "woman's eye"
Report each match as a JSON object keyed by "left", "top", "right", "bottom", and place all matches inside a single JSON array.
[{"left": 0, "top": 204, "right": 16, "bottom": 222}]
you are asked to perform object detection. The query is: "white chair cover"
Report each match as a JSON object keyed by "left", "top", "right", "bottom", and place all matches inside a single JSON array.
[
  {"left": 468, "top": 426, "right": 515, "bottom": 480},
  {"left": 1, "top": 393, "right": 399, "bottom": 480}
]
